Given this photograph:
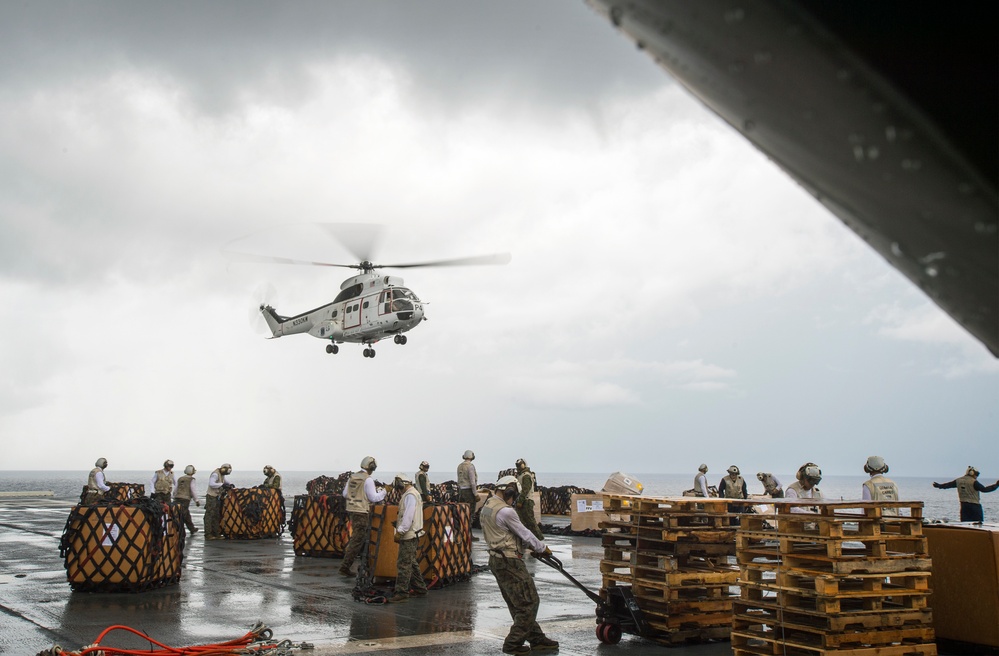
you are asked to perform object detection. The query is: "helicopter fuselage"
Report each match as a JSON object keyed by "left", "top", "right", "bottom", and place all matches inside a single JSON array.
[{"left": 259, "top": 273, "right": 425, "bottom": 351}]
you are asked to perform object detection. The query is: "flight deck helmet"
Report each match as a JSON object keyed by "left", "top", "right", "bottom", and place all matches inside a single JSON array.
[
  {"left": 184, "top": 465, "right": 196, "bottom": 476},
  {"left": 419, "top": 461, "right": 430, "bottom": 472},
  {"left": 164, "top": 459, "right": 174, "bottom": 469},
  {"left": 463, "top": 450, "right": 475, "bottom": 460},
  {"left": 360, "top": 456, "right": 377, "bottom": 472},
  {"left": 864, "top": 456, "right": 888, "bottom": 475},
  {"left": 95, "top": 457, "right": 108, "bottom": 469}
]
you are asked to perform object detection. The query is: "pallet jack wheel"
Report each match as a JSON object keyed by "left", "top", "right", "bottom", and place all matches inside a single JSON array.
[{"left": 597, "top": 622, "right": 622, "bottom": 645}]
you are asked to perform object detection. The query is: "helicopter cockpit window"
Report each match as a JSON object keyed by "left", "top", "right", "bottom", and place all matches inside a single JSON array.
[{"left": 333, "top": 284, "right": 363, "bottom": 304}]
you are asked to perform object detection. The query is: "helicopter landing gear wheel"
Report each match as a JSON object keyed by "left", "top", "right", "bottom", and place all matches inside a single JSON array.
[
  {"left": 325, "top": 344, "right": 339, "bottom": 355},
  {"left": 393, "top": 335, "right": 408, "bottom": 345},
  {"left": 596, "top": 622, "right": 622, "bottom": 645},
  {"left": 363, "top": 348, "right": 376, "bottom": 358}
]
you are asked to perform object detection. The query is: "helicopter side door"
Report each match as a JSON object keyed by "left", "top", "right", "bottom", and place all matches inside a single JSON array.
[{"left": 342, "top": 301, "right": 361, "bottom": 330}]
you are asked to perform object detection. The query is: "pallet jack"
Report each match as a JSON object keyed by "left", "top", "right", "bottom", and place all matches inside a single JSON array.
[{"left": 535, "top": 552, "right": 648, "bottom": 645}]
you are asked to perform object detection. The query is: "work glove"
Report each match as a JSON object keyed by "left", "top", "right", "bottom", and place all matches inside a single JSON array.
[
  {"left": 932, "top": 482, "right": 941, "bottom": 489},
  {"left": 393, "top": 530, "right": 402, "bottom": 543},
  {"left": 196, "top": 501, "right": 201, "bottom": 507},
  {"left": 515, "top": 499, "right": 524, "bottom": 509}
]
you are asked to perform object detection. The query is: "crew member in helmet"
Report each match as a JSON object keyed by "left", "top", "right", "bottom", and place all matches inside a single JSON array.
[
  {"left": 481, "top": 476, "right": 559, "bottom": 655},
  {"left": 933, "top": 466, "right": 999, "bottom": 522},
  {"left": 204, "top": 463, "right": 233, "bottom": 539},
  {"left": 515, "top": 458, "right": 543, "bottom": 540},
  {"left": 150, "top": 460, "right": 176, "bottom": 503},
  {"left": 415, "top": 461, "right": 433, "bottom": 504},
  {"left": 757, "top": 472, "right": 783, "bottom": 498},
  {"left": 718, "top": 465, "right": 748, "bottom": 499},
  {"left": 387, "top": 474, "right": 429, "bottom": 603},
  {"left": 340, "top": 456, "right": 386, "bottom": 577},
  {"left": 175, "top": 465, "right": 200, "bottom": 535},
  {"left": 260, "top": 465, "right": 282, "bottom": 490},
  {"left": 84, "top": 457, "right": 112, "bottom": 505},
  {"left": 457, "top": 450, "right": 479, "bottom": 540},
  {"left": 861, "top": 456, "right": 900, "bottom": 516},
  {"left": 785, "top": 463, "right": 823, "bottom": 513},
  {"left": 693, "top": 464, "right": 710, "bottom": 498}
]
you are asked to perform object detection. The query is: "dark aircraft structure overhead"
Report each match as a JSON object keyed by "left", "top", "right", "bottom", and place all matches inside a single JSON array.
[{"left": 588, "top": 1, "right": 998, "bottom": 355}]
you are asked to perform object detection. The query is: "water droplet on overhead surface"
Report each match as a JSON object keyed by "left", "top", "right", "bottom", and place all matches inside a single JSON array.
[
  {"left": 974, "top": 221, "right": 998, "bottom": 235},
  {"left": 924, "top": 265, "right": 939, "bottom": 278},
  {"left": 743, "top": 119, "right": 756, "bottom": 131},
  {"left": 848, "top": 133, "right": 864, "bottom": 144},
  {"left": 724, "top": 8, "right": 745, "bottom": 23},
  {"left": 885, "top": 126, "right": 897, "bottom": 142},
  {"left": 853, "top": 145, "right": 865, "bottom": 161},
  {"left": 866, "top": 146, "right": 880, "bottom": 160},
  {"left": 901, "top": 159, "right": 922, "bottom": 171},
  {"left": 890, "top": 242, "right": 903, "bottom": 257}
]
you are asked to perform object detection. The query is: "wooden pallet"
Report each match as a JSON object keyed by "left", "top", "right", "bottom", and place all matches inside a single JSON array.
[
  {"left": 740, "top": 586, "right": 929, "bottom": 614},
  {"left": 733, "top": 600, "right": 933, "bottom": 632},
  {"left": 732, "top": 618, "right": 934, "bottom": 654},
  {"left": 733, "top": 644, "right": 935, "bottom": 656},
  {"left": 740, "top": 565, "right": 931, "bottom": 596},
  {"left": 737, "top": 531, "right": 928, "bottom": 559}
]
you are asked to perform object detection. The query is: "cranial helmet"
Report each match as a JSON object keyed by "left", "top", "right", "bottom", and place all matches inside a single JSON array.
[
  {"left": 463, "top": 450, "right": 475, "bottom": 460},
  {"left": 361, "top": 456, "right": 377, "bottom": 471},
  {"left": 798, "top": 463, "right": 822, "bottom": 485},
  {"left": 967, "top": 465, "right": 980, "bottom": 477},
  {"left": 221, "top": 463, "right": 232, "bottom": 474},
  {"left": 727, "top": 465, "right": 740, "bottom": 475},
  {"left": 394, "top": 473, "right": 412, "bottom": 487},
  {"left": 756, "top": 472, "right": 766, "bottom": 481},
  {"left": 419, "top": 461, "right": 430, "bottom": 471},
  {"left": 164, "top": 459, "right": 174, "bottom": 469},
  {"left": 184, "top": 465, "right": 196, "bottom": 476},
  {"left": 263, "top": 465, "right": 274, "bottom": 475},
  {"left": 516, "top": 458, "right": 527, "bottom": 471},
  {"left": 864, "top": 456, "right": 888, "bottom": 474},
  {"left": 698, "top": 464, "right": 708, "bottom": 473},
  {"left": 496, "top": 475, "right": 518, "bottom": 496},
  {"left": 96, "top": 457, "right": 108, "bottom": 469}
]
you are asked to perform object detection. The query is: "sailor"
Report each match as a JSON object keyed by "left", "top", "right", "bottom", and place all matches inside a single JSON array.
[
  {"left": 457, "top": 450, "right": 479, "bottom": 541},
  {"left": 718, "top": 465, "right": 748, "bottom": 499},
  {"left": 260, "top": 465, "right": 282, "bottom": 490},
  {"left": 84, "top": 457, "right": 112, "bottom": 505},
  {"left": 514, "top": 458, "right": 544, "bottom": 540},
  {"left": 756, "top": 472, "right": 783, "bottom": 497},
  {"left": 175, "top": 465, "right": 200, "bottom": 535},
  {"left": 693, "top": 464, "right": 710, "bottom": 497},
  {"left": 415, "top": 461, "right": 433, "bottom": 503},
  {"left": 862, "top": 456, "right": 900, "bottom": 516},
  {"left": 150, "top": 460, "right": 176, "bottom": 503},
  {"left": 387, "top": 474, "right": 429, "bottom": 603},
  {"left": 204, "top": 463, "right": 233, "bottom": 539},
  {"left": 339, "top": 456, "right": 386, "bottom": 577},
  {"left": 480, "top": 476, "right": 559, "bottom": 655},
  {"left": 933, "top": 466, "right": 999, "bottom": 522},
  {"left": 785, "top": 462, "right": 823, "bottom": 513}
]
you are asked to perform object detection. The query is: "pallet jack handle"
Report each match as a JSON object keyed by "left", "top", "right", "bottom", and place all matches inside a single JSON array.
[{"left": 534, "top": 552, "right": 604, "bottom": 606}]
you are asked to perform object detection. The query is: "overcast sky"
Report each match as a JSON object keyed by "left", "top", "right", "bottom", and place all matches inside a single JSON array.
[{"left": 1, "top": 1, "right": 995, "bottom": 481}]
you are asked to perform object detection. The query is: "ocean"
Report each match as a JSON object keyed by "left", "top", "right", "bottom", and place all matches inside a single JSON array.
[{"left": 1, "top": 470, "right": 995, "bottom": 523}]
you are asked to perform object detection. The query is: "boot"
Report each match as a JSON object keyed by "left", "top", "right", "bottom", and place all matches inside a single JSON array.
[
  {"left": 386, "top": 592, "right": 409, "bottom": 604},
  {"left": 531, "top": 637, "right": 559, "bottom": 652},
  {"left": 338, "top": 565, "right": 353, "bottom": 577},
  {"left": 502, "top": 645, "right": 530, "bottom": 655}
]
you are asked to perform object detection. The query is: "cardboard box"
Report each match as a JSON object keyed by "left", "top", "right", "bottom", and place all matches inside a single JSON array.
[
  {"left": 924, "top": 522, "right": 999, "bottom": 647},
  {"left": 601, "top": 472, "right": 643, "bottom": 496},
  {"left": 571, "top": 493, "right": 607, "bottom": 532}
]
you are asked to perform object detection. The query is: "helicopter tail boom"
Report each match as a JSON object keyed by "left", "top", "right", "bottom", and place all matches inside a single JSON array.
[{"left": 259, "top": 305, "right": 294, "bottom": 338}]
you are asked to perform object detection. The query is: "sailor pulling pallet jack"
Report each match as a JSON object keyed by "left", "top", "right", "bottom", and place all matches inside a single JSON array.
[{"left": 481, "top": 475, "right": 559, "bottom": 655}]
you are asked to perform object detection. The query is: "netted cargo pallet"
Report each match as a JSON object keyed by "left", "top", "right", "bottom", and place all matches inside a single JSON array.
[
  {"left": 78, "top": 482, "right": 146, "bottom": 504},
  {"left": 539, "top": 485, "right": 595, "bottom": 516},
  {"left": 600, "top": 495, "right": 741, "bottom": 644},
  {"left": 305, "top": 472, "right": 352, "bottom": 497},
  {"left": 289, "top": 494, "right": 350, "bottom": 557},
  {"left": 59, "top": 498, "right": 185, "bottom": 592},
  {"left": 221, "top": 487, "right": 286, "bottom": 539},
  {"left": 735, "top": 499, "right": 935, "bottom": 655},
  {"left": 368, "top": 502, "right": 472, "bottom": 587}
]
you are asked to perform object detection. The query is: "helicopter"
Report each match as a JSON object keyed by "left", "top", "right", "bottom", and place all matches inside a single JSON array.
[{"left": 224, "top": 224, "right": 510, "bottom": 358}]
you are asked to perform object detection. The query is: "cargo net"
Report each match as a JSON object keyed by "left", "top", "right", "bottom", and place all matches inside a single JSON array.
[
  {"left": 289, "top": 494, "right": 351, "bottom": 557},
  {"left": 58, "top": 497, "right": 185, "bottom": 592},
  {"left": 539, "top": 485, "right": 595, "bottom": 516},
  {"left": 305, "top": 471, "right": 352, "bottom": 496},
  {"left": 79, "top": 482, "right": 146, "bottom": 504},
  {"left": 220, "top": 487, "right": 286, "bottom": 539},
  {"left": 432, "top": 480, "right": 461, "bottom": 503},
  {"left": 417, "top": 503, "right": 473, "bottom": 588}
]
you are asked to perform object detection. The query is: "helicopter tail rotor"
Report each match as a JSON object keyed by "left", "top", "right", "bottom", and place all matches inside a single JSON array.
[{"left": 248, "top": 282, "right": 279, "bottom": 335}]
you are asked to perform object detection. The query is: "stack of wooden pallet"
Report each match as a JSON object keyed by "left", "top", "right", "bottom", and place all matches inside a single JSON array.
[
  {"left": 600, "top": 495, "right": 741, "bottom": 645},
  {"left": 733, "top": 500, "right": 936, "bottom": 656}
]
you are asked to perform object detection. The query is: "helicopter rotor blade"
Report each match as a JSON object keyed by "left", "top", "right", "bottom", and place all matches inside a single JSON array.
[
  {"left": 222, "top": 250, "right": 361, "bottom": 269},
  {"left": 316, "top": 223, "right": 383, "bottom": 263},
  {"left": 377, "top": 252, "right": 512, "bottom": 269}
]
